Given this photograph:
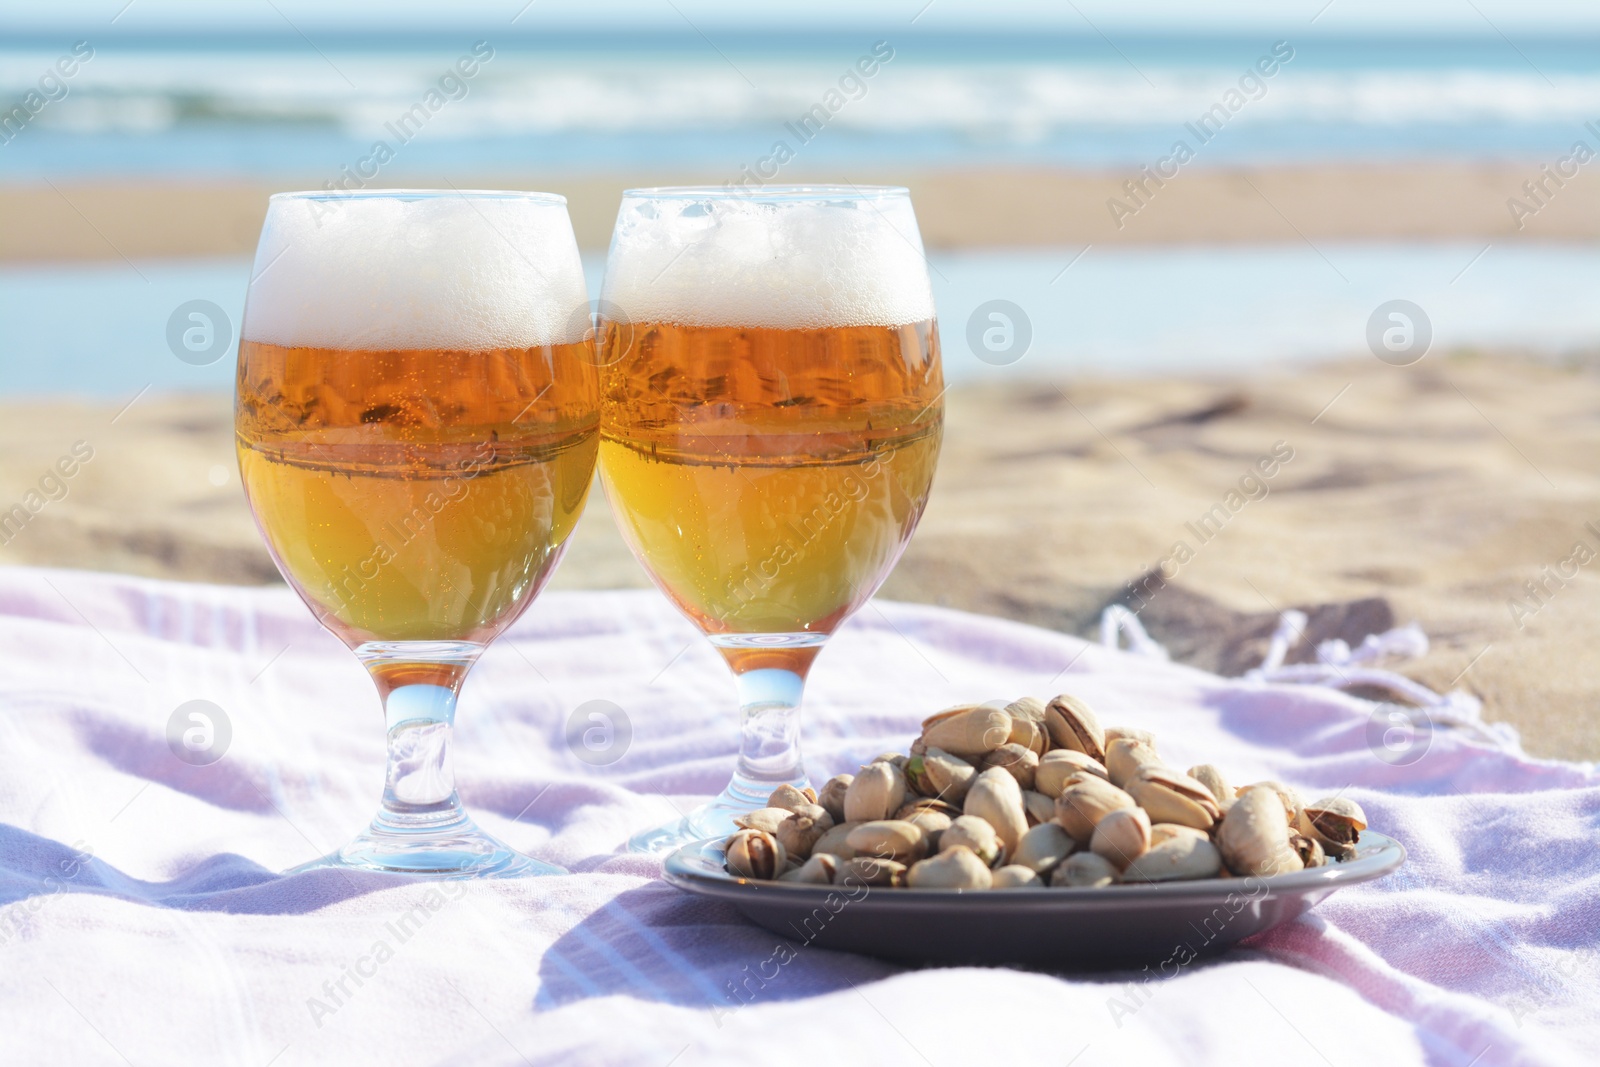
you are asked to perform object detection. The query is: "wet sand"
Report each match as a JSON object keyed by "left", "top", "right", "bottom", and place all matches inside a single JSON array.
[
  {"left": 3, "top": 352, "right": 1596, "bottom": 760},
  {"left": 3, "top": 163, "right": 1598, "bottom": 263}
]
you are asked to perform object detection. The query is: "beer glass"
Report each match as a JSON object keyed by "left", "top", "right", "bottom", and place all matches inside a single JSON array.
[
  {"left": 236, "top": 190, "right": 597, "bottom": 876},
  {"left": 598, "top": 186, "right": 943, "bottom": 851}
]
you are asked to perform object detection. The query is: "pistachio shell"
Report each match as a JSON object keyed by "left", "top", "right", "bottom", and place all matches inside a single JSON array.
[
  {"left": 940, "top": 815, "right": 1001, "bottom": 866},
  {"left": 964, "top": 767, "right": 1029, "bottom": 857},
  {"left": 907, "top": 747, "right": 976, "bottom": 803},
  {"left": 732, "top": 808, "right": 792, "bottom": 835},
  {"left": 835, "top": 856, "right": 906, "bottom": 888},
  {"left": 1237, "top": 780, "right": 1304, "bottom": 826},
  {"left": 1022, "top": 790, "right": 1056, "bottom": 827},
  {"left": 906, "top": 846, "right": 994, "bottom": 889},
  {"left": 1296, "top": 796, "right": 1365, "bottom": 858},
  {"left": 1126, "top": 766, "right": 1221, "bottom": 831},
  {"left": 816, "top": 774, "right": 853, "bottom": 823},
  {"left": 1122, "top": 833, "right": 1223, "bottom": 883},
  {"left": 775, "top": 812, "right": 830, "bottom": 861},
  {"left": 920, "top": 704, "right": 1013, "bottom": 758},
  {"left": 978, "top": 743, "right": 1040, "bottom": 791},
  {"left": 844, "top": 761, "right": 907, "bottom": 823},
  {"left": 1104, "top": 726, "right": 1157, "bottom": 748},
  {"left": 1010, "top": 822, "right": 1076, "bottom": 876},
  {"left": 1106, "top": 738, "right": 1163, "bottom": 789},
  {"left": 1035, "top": 749, "right": 1110, "bottom": 797},
  {"left": 990, "top": 864, "right": 1044, "bottom": 889},
  {"left": 810, "top": 821, "right": 862, "bottom": 860},
  {"left": 1003, "top": 696, "right": 1049, "bottom": 755},
  {"left": 1289, "top": 832, "right": 1327, "bottom": 868},
  {"left": 1149, "top": 823, "right": 1209, "bottom": 848},
  {"left": 902, "top": 809, "right": 952, "bottom": 852},
  {"left": 778, "top": 853, "right": 839, "bottom": 884},
  {"left": 1186, "top": 764, "right": 1234, "bottom": 809},
  {"left": 1052, "top": 851, "right": 1119, "bottom": 888},
  {"left": 1054, "top": 775, "right": 1138, "bottom": 843},
  {"left": 1090, "top": 806, "right": 1152, "bottom": 871},
  {"left": 1218, "top": 785, "right": 1304, "bottom": 878},
  {"left": 767, "top": 784, "right": 817, "bottom": 813},
  {"left": 846, "top": 820, "right": 929, "bottom": 864},
  {"left": 870, "top": 751, "right": 907, "bottom": 769},
  {"left": 724, "top": 829, "right": 786, "bottom": 880},
  {"left": 895, "top": 797, "right": 962, "bottom": 821},
  {"left": 1043, "top": 694, "right": 1106, "bottom": 761}
]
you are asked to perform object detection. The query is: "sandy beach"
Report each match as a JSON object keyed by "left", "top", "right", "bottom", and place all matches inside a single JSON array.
[
  {"left": 3, "top": 350, "right": 1595, "bottom": 760},
  {"left": 4, "top": 163, "right": 1599, "bottom": 262}
]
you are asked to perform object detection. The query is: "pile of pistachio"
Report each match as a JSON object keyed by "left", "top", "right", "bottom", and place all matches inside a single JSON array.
[{"left": 722, "top": 694, "right": 1369, "bottom": 890}]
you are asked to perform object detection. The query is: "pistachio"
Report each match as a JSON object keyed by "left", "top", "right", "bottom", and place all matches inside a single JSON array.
[
  {"left": 733, "top": 807, "right": 792, "bottom": 835},
  {"left": 789, "top": 803, "right": 834, "bottom": 829},
  {"left": 1105, "top": 738, "right": 1163, "bottom": 789},
  {"left": 810, "top": 821, "right": 862, "bottom": 860},
  {"left": 1237, "top": 780, "right": 1304, "bottom": 826},
  {"left": 1043, "top": 693, "right": 1106, "bottom": 762},
  {"left": 1054, "top": 775, "right": 1138, "bottom": 844},
  {"left": 1126, "top": 766, "right": 1221, "bottom": 831},
  {"left": 1104, "top": 726, "right": 1157, "bottom": 748},
  {"left": 1052, "top": 851, "right": 1119, "bottom": 888},
  {"left": 1035, "top": 749, "right": 1110, "bottom": 797},
  {"left": 920, "top": 704, "right": 1013, "bottom": 758},
  {"left": 978, "top": 743, "right": 1040, "bottom": 791},
  {"left": 846, "top": 820, "right": 929, "bottom": 864},
  {"left": 1297, "top": 796, "right": 1367, "bottom": 859},
  {"left": 844, "top": 761, "right": 907, "bottom": 823},
  {"left": 902, "top": 809, "right": 952, "bottom": 852},
  {"left": 778, "top": 853, "right": 839, "bottom": 884},
  {"left": 990, "top": 865, "right": 1045, "bottom": 889},
  {"left": 1010, "top": 822, "right": 1076, "bottom": 877},
  {"left": 1090, "top": 806, "right": 1152, "bottom": 871},
  {"left": 1022, "top": 790, "right": 1056, "bottom": 827},
  {"left": 964, "top": 767, "right": 1029, "bottom": 857},
  {"left": 835, "top": 856, "right": 906, "bottom": 888},
  {"left": 940, "top": 815, "right": 1002, "bottom": 867},
  {"left": 775, "top": 812, "right": 830, "bottom": 861},
  {"left": 870, "top": 751, "right": 908, "bottom": 769},
  {"left": 767, "top": 784, "right": 818, "bottom": 813},
  {"left": 1149, "top": 823, "right": 1210, "bottom": 848},
  {"left": 1003, "top": 696, "right": 1049, "bottom": 755},
  {"left": 1218, "top": 785, "right": 1304, "bottom": 878},
  {"left": 1186, "top": 764, "right": 1234, "bottom": 809},
  {"left": 1289, "top": 832, "right": 1327, "bottom": 869},
  {"left": 725, "top": 829, "right": 786, "bottom": 880},
  {"left": 906, "top": 746, "right": 976, "bottom": 803},
  {"left": 906, "top": 846, "right": 994, "bottom": 889},
  {"left": 895, "top": 797, "right": 962, "bottom": 821},
  {"left": 816, "top": 774, "right": 853, "bottom": 823},
  {"left": 1122, "top": 834, "right": 1223, "bottom": 882}
]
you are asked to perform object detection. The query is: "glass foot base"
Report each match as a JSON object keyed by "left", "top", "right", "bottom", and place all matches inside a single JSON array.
[
  {"left": 628, "top": 775, "right": 812, "bottom": 854},
  {"left": 290, "top": 817, "right": 564, "bottom": 878}
]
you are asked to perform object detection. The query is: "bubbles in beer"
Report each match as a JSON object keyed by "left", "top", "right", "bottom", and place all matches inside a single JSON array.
[
  {"left": 601, "top": 187, "right": 937, "bottom": 331},
  {"left": 242, "top": 192, "right": 590, "bottom": 351}
]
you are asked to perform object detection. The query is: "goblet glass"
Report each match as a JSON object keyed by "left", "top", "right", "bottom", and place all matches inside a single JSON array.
[
  {"left": 596, "top": 186, "right": 943, "bottom": 851},
  {"left": 235, "top": 190, "right": 597, "bottom": 876}
]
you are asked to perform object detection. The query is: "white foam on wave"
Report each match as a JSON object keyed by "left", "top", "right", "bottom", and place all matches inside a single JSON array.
[
  {"left": 242, "top": 194, "right": 589, "bottom": 351},
  {"left": 600, "top": 192, "right": 936, "bottom": 330}
]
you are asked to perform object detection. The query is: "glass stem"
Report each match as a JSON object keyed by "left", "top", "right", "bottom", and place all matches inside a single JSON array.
[
  {"left": 355, "top": 642, "right": 481, "bottom": 836},
  {"left": 722, "top": 666, "right": 811, "bottom": 808}
]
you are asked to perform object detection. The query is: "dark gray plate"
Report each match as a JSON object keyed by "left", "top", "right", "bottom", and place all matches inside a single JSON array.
[{"left": 664, "top": 832, "right": 1405, "bottom": 967}]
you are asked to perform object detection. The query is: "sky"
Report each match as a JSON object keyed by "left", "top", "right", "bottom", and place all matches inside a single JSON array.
[{"left": 1, "top": 0, "right": 1598, "bottom": 34}]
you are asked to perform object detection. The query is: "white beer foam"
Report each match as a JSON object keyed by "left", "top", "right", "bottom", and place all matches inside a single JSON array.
[
  {"left": 601, "top": 192, "right": 936, "bottom": 329},
  {"left": 242, "top": 193, "right": 589, "bottom": 350}
]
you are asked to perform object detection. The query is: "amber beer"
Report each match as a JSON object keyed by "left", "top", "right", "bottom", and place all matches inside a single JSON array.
[
  {"left": 237, "top": 339, "right": 598, "bottom": 648},
  {"left": 598, "top": 318, "right": 942, "bottom": 643}
]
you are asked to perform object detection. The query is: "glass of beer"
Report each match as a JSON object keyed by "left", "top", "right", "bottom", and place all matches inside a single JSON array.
[
  {"left": 236, "top": 190, "right": 597, "bottom": 876},
  {"left": 598, "top": 186, "right": 943, "bottom": 851}
]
